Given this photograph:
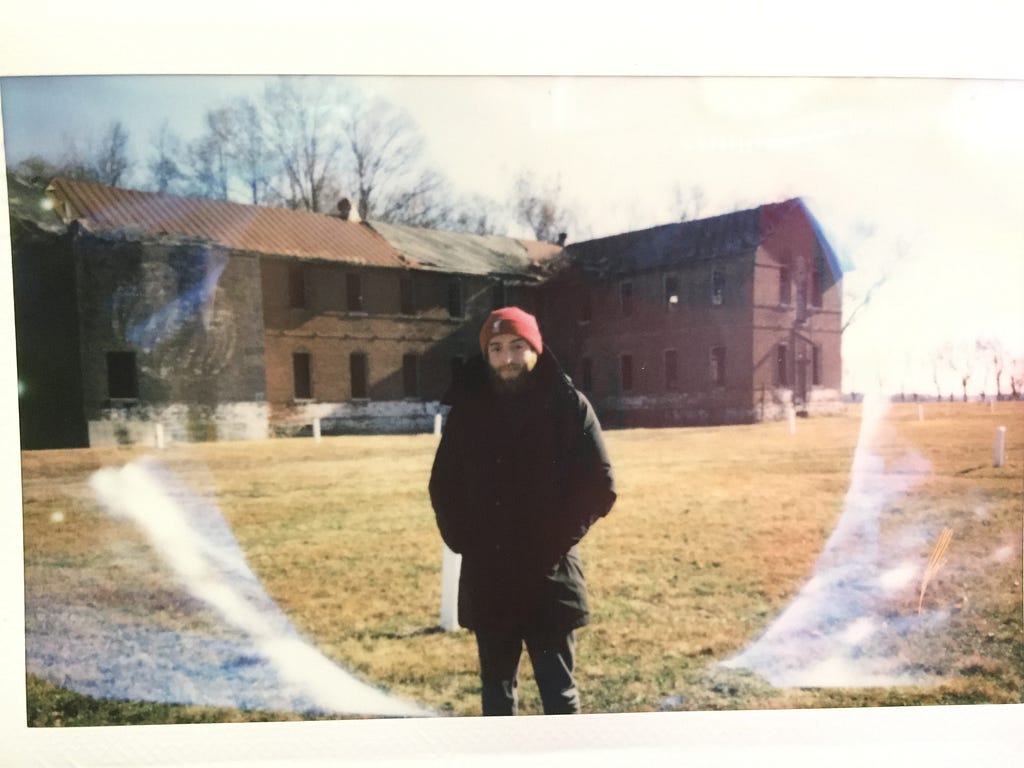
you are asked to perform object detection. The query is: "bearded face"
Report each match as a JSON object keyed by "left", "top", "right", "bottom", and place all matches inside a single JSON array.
[{"left": 486, "top": 334, "right": 538, "bottom": 396}]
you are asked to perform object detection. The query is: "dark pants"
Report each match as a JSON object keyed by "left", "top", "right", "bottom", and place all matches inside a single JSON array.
[{"left": 475, "top": 629, "right": 580, "bottom": 716}]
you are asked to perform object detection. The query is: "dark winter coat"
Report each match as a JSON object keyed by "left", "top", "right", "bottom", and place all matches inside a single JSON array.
[{"left": 428, "top": 351, "right": 616, "bottom": 633}]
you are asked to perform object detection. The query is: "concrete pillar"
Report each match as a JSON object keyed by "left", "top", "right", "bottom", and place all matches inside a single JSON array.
[
  {"left": 994, "top": 426, "right": 1006, "bottom": 468},
  {"left": 440, "top": 545, "right": 461, "bottom": 631},
  {"left": 313, "top": 417, "right": 322, "bottom": 443},
  {"left": 434, "top": 413, "right": 443, "bottom": 436},
  {"left": 787, "top": 407, "right": 797, "bottom": 435},
  {"left": 155, "top": 423, "right": 165, "bottom": 449}
]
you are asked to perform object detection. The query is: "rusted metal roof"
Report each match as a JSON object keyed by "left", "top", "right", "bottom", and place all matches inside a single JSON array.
[
  {"left": 368, "top": 220, "right": 563, "bottom": 281},
  {"left": 45, "top": 178, "right": 411, "bottom": 269}
]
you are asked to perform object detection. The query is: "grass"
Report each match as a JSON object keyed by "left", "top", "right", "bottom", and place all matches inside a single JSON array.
[{"left": 20, "top": 401, "right": 1024, "bottom": 724}]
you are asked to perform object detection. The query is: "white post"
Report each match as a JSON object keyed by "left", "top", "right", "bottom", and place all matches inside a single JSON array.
[
  {"left": 918, "top": 403, "right": 924, "bottom": 421},
  {"left": 440, "top": 545, "right": 461, "bottom": 631},
  {"left": 434, "top": 413, "right": 443, "bottom": 437},
  {"left": 313, "top": 417, "right": 322, "bottom": 443},
  {"left": 154, "top": 423, "right": 165, "bottom": 449},
  {"left": 787, "top": 407, "right": 797, "bottom": 435},
  {"left": 994, "top": 426, "right": 1006, "bottom": 468}
]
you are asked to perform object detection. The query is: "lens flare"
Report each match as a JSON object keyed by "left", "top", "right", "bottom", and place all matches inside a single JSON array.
[
  {"left": 720, "top": 392, "right": 941, "bottom": 688},
  {"left": 83, "top": 458, "right": 429, "bottom": 717}
]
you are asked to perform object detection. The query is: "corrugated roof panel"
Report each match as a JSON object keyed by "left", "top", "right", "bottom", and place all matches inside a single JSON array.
[
  {"left": 368, "top": 220, "right": 560, "bottom": 279},
  {"left": 46, "top": 178, "right": 408, "bottom": 269}
]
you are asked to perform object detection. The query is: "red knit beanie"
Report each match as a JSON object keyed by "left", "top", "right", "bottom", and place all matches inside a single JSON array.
[{"left": 479, "top": 307, "right": 543, "bottom": 355}]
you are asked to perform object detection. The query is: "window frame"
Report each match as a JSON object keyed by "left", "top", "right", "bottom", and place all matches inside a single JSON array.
[
  {"left": 346, "top": 273, "right": 364, "bottom": 312},
  {"left": 664, "top": 274, "right": 680, "bottom": 310},
  {"left": 350, "top": 352, "right": 369, "bottom": 400},
  {"left": 777, "top": 343, "right": 789, "bottom": 387},
  {"left": 711, "top": 268, "right": 725, "bottom": 306},
  {"left": 710, "top": 345, "right": 726, "bottom": 388},
  {"left": 580, "top": 357, "right": 593, "bottom": 391},
  {"left": 779, "top": 265, "right": 792, "bottom": 306},
  {"left": 292, "top": 351, "right": 312, "bottom": 400},
  {"left": 106, "top": 351, "right": 139, "bottom": 400}
]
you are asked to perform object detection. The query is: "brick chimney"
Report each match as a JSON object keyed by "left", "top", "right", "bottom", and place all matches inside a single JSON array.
[
  {"left": 336, "top": 198, "right": 352, "bottom": 220},
  {"left": 557, "top": 232, "right": 567, "bottom": 246}
]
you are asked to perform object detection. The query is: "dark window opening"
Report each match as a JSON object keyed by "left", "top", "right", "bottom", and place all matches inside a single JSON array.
[
  {"left": 779, "top": 266, "right": 791, "bottom": 305},
  {"left": 812, "top": 344, "right": 822, "bottom": 386},
  {"left": 664, "top": 349, "right": 679, "bottom": 390},
  {"left": 621, "top": 354, "right": 634, "bottom": 391},
  {"left": 665, "top": 275, "right": 680, "bottom": 309},
  {"left": 777, "top": 344, "right": 789, "bottom": 387},
  {"left": 711, "top": 269, "right": 725, "bottom": 306},
  {"left": 288, "top": 264, "right": 306, "bottom": 308},
  {"left": 447, "top": 280, "right": 464, "bottom": 318},
  {"left": 796, "top": 277, "right": 808, "bottom": 321},
  {"left": 492, "top": 281, "right": 506, "bottom": 309},
  {"left": 711, "top": 346, "right": 726, "bottom": 387},
  {"left": 293, "top": 352, "right": 312, "bottom": 399},
  {"left": 107, "top": 351, "right": 139, "bottom": 399},
  {"left": 346, "top": 273, "right": 363, "bottom": 312},
  {"left": 402, "top": 353, "right": 419, "bottom": 397},
  {"left": 620, "top": 281, "right": 633, "bottom": 317},
  {"left": 399, "top": 277, "right": 415, "bottom": 315},
  {"left": 350, "top": 352, "right": 368, "bottom": 399},
  {"left": 580, "top": 357, "right": 593, "bottom": 391}
]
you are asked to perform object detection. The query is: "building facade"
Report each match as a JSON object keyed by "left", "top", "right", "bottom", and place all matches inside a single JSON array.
[
  {"left": 9, "top": 176, "right": 843, "bottom": 448},
  {"left": 544, "top": 199, "right": 844, "bottom": 426}
]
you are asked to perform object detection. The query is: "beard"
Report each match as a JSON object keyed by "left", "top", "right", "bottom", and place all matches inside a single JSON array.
[{"left": 488, "top": 363, "right": 532, "bottom": 397}]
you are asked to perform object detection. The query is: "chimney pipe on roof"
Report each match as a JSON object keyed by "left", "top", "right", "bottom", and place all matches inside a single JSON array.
[
  {"left": 557, "top": 232, "right": 567, "bottom": 246},
  {"left": 337, "top": 198, "right": 352, "bottom": 220}
]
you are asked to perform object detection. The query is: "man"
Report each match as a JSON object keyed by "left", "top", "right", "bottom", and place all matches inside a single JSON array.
[{"left": 429, "top": 306, "right": 616, "bottom": 716}]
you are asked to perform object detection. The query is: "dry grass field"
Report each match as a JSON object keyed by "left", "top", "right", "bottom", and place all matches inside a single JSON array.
[{"left": 20, "top": 401, "right": 1024, "bottom": 725}]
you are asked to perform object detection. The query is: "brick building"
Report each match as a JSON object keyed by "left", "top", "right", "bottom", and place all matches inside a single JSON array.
[
  {"left": 8, "top": 176, "right": 843, "bottom": 448},
  {"left": 545, "top": 199, "right": 845, "bottom": 426}
]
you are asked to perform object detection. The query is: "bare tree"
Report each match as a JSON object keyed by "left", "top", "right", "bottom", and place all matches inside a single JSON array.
[
  {"left": 448, "top": 193, "right": 506, "bottom": 236},
  {"left": 147, "top": 120, "right": 186, "bottom": 194},
  {"left": 977, "top": 337, "right": 1008, "bottom": 400},
  {"left": 187, "top": 134, "right": 230, "bottom": 200},
  {"left": 228, "top": 98, "right": 274, "bottom": 205},
  {"left": 944, "top": 338, "right": 979, "bottom": 402},
  {"left": 841, "top": 238, "right": 911, "bottom": 334},
  {"left": 93, "top": 121, "right": 132, "bottom": 186},
  {"left": 10, "top": 155, "right": 65, "bottom": 183},
  {"left": 341, "top": 97, "right": 437, "bottom": 222},
  {"left": 190, "top": 107, "right": 245, "bottom": 200},
  {"left": 1010, "top": 356, "right": 1024, "bottom": 400},
  {"left": 931, "top": 345, "right": 948, "bottom": 401},
  {"left": 512, "top": 172, "right": 576, "bottom": 244},
  {"left": 262, "top": 77, "right": 346, "bottom": 213}
]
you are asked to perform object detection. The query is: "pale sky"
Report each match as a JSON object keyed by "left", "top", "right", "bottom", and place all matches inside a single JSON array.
[{"left": 4, "top": 74, "right": 1022, "bottom": 396}]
